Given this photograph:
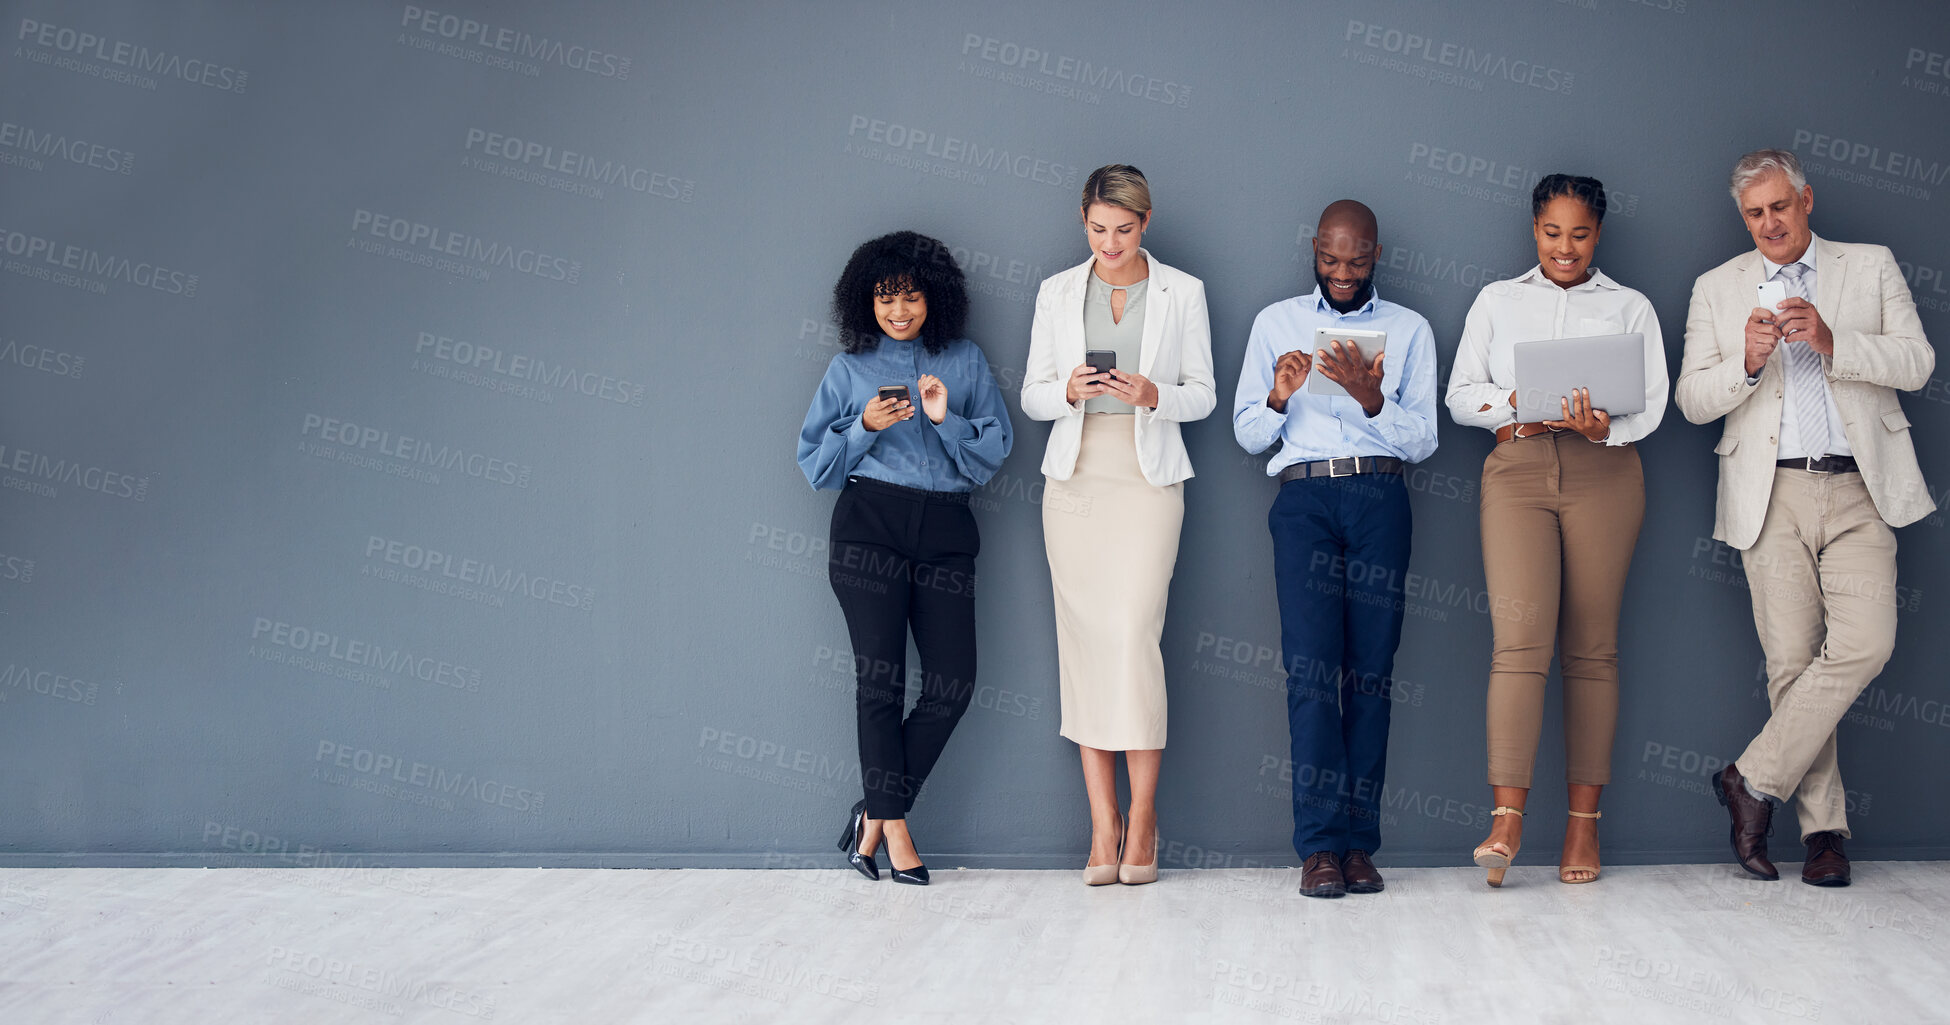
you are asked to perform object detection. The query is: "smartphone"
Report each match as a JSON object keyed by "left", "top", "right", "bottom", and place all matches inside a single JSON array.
[
  {"left": 1755, "top": 280, "right": 1787, "bottom": 318},
  {"left": 1084, "top": 349, "right": 1117, "bottom": 375},
  {"left": 876, "top": 385, "right": 909, "bottom": 404}
]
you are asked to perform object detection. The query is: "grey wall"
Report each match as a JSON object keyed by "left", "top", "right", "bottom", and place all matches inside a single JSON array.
[{"left": 2, "top": 0, "right": 1946, "bottom": 869}]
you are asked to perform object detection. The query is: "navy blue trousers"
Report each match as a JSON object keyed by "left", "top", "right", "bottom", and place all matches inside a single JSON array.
[{"left": 1269, "top": 473, "right": 1412, "bottom": 859}]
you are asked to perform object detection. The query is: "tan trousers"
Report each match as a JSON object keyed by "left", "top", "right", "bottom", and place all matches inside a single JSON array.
[
  {"left": 1737, "top": 468, "right": 1899, "bottom": 840},
  {"left": 1480, "top": 432, "right": 1645, "bottom": 788}
]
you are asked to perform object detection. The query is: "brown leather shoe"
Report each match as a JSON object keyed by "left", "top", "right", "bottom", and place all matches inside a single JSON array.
[
  {"left": 1299, "top": 851, "right": 1346, "bottom": 899},
  {"left": 1711, "top": 762, "right": 1778, "bottom": 880},
  {"left": 1341, "top": 849, "right": 1384, "bottom": 893},
  {"left": 1801, "top": 831, "right": 1851, "bottom": 887}
]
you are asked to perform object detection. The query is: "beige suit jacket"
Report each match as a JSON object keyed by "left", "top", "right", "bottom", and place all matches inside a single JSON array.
[{"left": 1676, "top": 235, "right": 1935, "bottom": 549}]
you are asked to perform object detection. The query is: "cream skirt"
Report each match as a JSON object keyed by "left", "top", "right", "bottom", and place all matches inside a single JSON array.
[{"left": 1043, "top": 414, "right": 1184, "bottom": 751}]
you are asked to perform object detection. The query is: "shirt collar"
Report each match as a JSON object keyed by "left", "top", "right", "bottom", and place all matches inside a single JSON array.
[
  {"left": 1306, "top": 285, "right": 1380, "bottom": 318},
  {"left": 1511, "top": 264, "right": 1621, "bottom": 292},
  {"left": 1759, "top": 234, "right": 1821, "bottom": 280}
]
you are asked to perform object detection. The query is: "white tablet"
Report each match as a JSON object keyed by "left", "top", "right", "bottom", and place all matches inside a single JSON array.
[
  {"left": 1307, "top": 328, "right": 1387, "bottom": 397},
  {"left": 1511, "top": 333, "right": 1648, "bottom": 423}
]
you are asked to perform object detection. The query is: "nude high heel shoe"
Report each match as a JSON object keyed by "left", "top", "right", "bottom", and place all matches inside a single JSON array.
[
  {"left": 1472, "top": 806, "right": 1524, "bottom": 888},
  {"left": 1083, "top": 813, "right": 1124, "bottom": 886},
  {"left": 1559, "top": 810, "right": 1602, "bottom": 884},
  {"left": 1118, "top": 826, "right": 1159, "bottom": 886}
]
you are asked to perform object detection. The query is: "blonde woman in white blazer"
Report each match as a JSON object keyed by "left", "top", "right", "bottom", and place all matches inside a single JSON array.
[{"left": 1021, "top": 164, "right": 1215, "bottom": 886}]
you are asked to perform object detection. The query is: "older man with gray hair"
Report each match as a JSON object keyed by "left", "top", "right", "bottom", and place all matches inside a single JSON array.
[{"left": 1677, "top": 148, "right": 1934, "bottom": 887}]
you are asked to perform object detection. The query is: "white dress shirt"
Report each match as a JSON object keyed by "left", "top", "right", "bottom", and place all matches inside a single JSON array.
[
  {"left": 1755, "top": 236, "right": 1853, "bottom": 459},
  {"left": 1445, "top": 266, "right": 1669, "bottom": 446}
]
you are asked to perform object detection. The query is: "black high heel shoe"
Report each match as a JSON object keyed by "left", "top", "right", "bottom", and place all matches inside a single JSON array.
[
  {"left": 838, "top": 800, "right": 879, "bottom": 881},
  {"left": 885, "top": 831, "right": 928, "bottom": 886}
]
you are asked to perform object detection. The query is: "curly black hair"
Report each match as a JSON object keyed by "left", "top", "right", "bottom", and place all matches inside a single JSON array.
[
  {"left": 1531, "top": 173, "right": 1607, "bottom": 224},
  {"left": 830, "top": 231, "right": 970, "bottom": 355}
]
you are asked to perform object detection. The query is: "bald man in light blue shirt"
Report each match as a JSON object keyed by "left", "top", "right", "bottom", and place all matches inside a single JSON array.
[{"left": 1232, "top": 200, "right": 1439, "bottom": 898}]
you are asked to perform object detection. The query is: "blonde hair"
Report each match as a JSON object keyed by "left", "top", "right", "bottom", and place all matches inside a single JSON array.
[{"left": 1081, "top": 164, "right": 1151, "bottom": 219}]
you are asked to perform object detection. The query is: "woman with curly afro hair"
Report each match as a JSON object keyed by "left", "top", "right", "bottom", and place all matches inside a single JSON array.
[{"left": 797, "top": 230, "right": 1013, "bottom": 886}]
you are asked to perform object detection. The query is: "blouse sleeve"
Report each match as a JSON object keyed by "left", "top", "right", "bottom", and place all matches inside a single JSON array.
[
  {"left": 930, "top": 343, "right": 1014, "bottom": 487},
  {"left": 1445, "top": 290, "right": 1514, "bottom": 431},
  {"left": 1599, "top": 292, "right": 1670, "bottom": 446},
  {"left": 796, "top": 358, "right": 876, "bottom": 490}
]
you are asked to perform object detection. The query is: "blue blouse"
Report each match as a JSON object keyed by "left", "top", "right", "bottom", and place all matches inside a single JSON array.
[{"left": 797, "top": 334, "right": 1014, "bottom": 492}]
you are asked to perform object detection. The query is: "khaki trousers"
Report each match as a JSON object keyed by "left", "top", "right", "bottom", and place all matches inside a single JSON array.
[
  {"left": 1480, "top": 431, "right": 1645, "bottom": 788},
  {"left": 1737, "top": 468, "right": 1899, "bottom": 840}
]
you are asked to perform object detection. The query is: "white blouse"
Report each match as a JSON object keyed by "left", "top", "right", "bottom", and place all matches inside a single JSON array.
[{"left": 1444, "top": 265, "right": 1669, "bottom": 446}]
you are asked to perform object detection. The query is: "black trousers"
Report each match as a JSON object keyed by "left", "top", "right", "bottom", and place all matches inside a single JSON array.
[{"left": 828, "top": 476, "right": 981, "bottom": 819}]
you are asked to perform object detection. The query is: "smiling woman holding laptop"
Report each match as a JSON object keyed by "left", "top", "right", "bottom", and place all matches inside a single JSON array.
[{"left": 1445, "top": 173, "right": 1670, "bottom": 887}]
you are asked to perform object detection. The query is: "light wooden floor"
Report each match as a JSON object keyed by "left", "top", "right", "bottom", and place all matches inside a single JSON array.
[{"left": 1, "top": 863, "right": 1944, "bottom": 1023}]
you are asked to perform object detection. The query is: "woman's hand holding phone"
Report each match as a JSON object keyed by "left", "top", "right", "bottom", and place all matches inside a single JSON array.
[
  {"left": 1065, "top": 363, "right": 1112, "bottom": 404},
  {"left": 863, "top": 387, "right": 914, "bottom": 431}
]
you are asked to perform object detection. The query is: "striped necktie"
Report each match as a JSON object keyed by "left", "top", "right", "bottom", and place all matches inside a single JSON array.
[{"left": 1775, "top": 262, "right": 1831, "bottom": 458}]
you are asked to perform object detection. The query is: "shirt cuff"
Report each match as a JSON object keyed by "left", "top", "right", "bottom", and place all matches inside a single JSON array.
[{"left": 929, "top": 412, "right": 974, "bottom": 443}]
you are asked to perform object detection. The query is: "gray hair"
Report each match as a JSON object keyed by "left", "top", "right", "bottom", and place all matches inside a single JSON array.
[{"left": 1729, "top": 149, "right": 1807, "bottom": 203}]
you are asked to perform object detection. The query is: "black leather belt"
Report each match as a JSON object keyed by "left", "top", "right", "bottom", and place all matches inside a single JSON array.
[
  {"left": 1776, "top": 456, "right": 1858, "bottom": 474},
  {"left": 1278, "top": 457, "right": 1404, "bottom": 483}
]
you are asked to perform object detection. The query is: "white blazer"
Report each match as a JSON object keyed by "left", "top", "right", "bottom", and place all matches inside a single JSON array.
[
  {"left": 1021, "top": 249, "right": 1216, "bottom": 486},
  {"left": 1677, "top": 235, "right": 1936, "bottom": 548}
]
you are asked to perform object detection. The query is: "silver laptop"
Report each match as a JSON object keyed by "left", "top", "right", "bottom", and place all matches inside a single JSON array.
[{"left": 1511, "top": 333, "right": 1647, "bottom": 423}]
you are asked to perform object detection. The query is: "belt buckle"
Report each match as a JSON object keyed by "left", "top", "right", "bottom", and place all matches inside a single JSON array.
[
  {"left": 1804, "top": 457, "right": 1831, "bottom": 474},
  {"left": 1328, "top": 457, "right": 1358, "bottom": 478}
]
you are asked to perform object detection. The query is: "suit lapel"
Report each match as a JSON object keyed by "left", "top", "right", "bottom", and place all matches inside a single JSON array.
[
  {"left": 1056, "top": 257, "right": 1091, "bottom": 369},
  {"left": 1815, "top": 239, "right": 1845, "bottom": 329},
  {"left": 1139, "top": 273, "right": 1169, "bottom": 377},
  {"left": 1814, "top": 238, "right": 1845, "bottom": 373}
]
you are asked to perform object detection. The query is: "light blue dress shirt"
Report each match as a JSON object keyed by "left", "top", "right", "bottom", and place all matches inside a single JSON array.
[
  {"left": 1232, "top": 288, "right": 1440, "bottom": 474},
  {"left": 798, "top": 334, "right": 1014, "bottom": 491}
]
